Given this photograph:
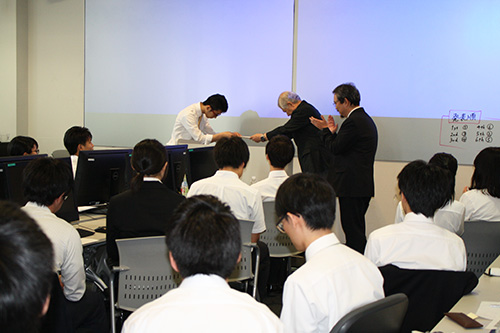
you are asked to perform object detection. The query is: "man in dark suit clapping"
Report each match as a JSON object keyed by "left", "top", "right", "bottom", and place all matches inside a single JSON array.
[{"left": 310, "top": 83, "right": 378, "bottom": 254}]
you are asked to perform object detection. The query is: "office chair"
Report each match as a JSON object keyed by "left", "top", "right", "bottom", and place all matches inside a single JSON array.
[
  {"left": 110, "top": 236, "right": 182, "bottom": 333},
  {"left": 461, "top": 221, "right": 500, "bottom": 278},
  {"left": 228, "top": 219, "right": 260, "bottom": 299},
  {"left": 330, "top": 293, "right": 408, "bottom": 333}
]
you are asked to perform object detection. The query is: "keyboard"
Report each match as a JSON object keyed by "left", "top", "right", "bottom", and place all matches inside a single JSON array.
[{"left": 76, "top": 228, "right": 95, "bottom": 238}]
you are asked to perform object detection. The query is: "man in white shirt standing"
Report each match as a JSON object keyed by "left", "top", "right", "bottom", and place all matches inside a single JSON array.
[
  {"left": 167, "top": 93, "right": 239, "bottom": 145},
  {"left": 22, "top": 157, "right": 107, "bottom": 332},
  {"left": 276, "top": 173, "right": 384, "bottom": 332},
  {"left": 122, "top": 195, "right": 283, "bottom": 333},
  {"left": 252, "top": 135, "right": 295, "bottom": 202},
  {"left": 365, "top": 160, "right": 467, "bottom": 271},
  {"left": 63, "top": 126, "right": 94, "bottom": 176}
]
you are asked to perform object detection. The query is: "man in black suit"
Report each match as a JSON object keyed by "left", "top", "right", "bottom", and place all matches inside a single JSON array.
[
  {"left": 250, "top": 91, "right": 329, "bottom": 175},
  {"left": 311, "top": 83, "right": 378, "bottom": 253}
]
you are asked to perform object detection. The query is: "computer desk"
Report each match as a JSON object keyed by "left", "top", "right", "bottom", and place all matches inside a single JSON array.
[
  {"left": 433, "top": 255, "right": 500, "bottom": 332},
  {"left": 73, "top": 212, "right": 107, "bottom": 246}
]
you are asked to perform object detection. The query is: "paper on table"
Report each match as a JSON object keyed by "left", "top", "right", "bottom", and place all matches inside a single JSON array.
[{"left": 477, "top": 301, "right": 500, "bottom": 320}]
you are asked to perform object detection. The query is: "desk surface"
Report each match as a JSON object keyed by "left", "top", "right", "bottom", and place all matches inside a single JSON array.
[
  {"left": 73, "top": 213, "right": 106, "bottom": 246},
  {"left": 433, "top": 256, "right": 500, "bottom": 332}
]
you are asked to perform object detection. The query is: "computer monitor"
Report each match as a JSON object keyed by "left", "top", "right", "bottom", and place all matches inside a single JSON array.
[
  {"left": 186, "top": 146, "right": 218, "bottom": 186},
  {"left": 74, "top": 149, "right": 133, "bottom": 207},
  {"left": 0, "top": 154, "right": 48, "bottom": 204},
  {"left": 164, "top": 145, "right": 188, "bottom": 193}
]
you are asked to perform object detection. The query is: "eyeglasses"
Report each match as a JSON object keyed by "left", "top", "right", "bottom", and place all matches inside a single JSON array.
[{"left": 276, "top": 214, "right": 286, "bottom": 234}]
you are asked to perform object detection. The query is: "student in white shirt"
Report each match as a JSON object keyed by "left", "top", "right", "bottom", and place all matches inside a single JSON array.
[
  {"left": 167, "top": 94, "right": 239, "bottom": 145},
  {"left": 460, "top": 147, "right": 500, "bottom": 221},
  {"left": 394, "top": 152, "right": 465, "bottom": 235},
  {"left": 365, "top": 160, "right": 467, "bottom": 271},
  {"left": 252, "top": 135, "right": 295, "bottom": 202},
  {"left": 122, "top": 195, "right": 283, "bottom": 333},
  {"left": 63, "top": 126, "right": 94, "bottom": 176},
  {"left": 276, "top": 173, "right": 384, "bottom": 332}
]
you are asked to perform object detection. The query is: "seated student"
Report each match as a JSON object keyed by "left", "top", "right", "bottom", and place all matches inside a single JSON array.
[
  {"left": 251, "top": 135, "right": 295, "bottom": 202},
  {"left": 460, "top": 147, "right": 500, "bottom": 221},
  {"left": 7, "top": 135, "right": 39, "bottom": 156},
  {"left": 63, "top": 126, "right": 94, "bottom": 176},
  {"left": 122, "top": 195, "right": 283, "bottom": 332},
  {"left": 394, "top": 152, "right": 465, "bottom": 235},
  {"left": 0, "top": 201, "right": 54, "bottom": 333},
  {"left": 21, "top": 157, "right": 107, "bottom": 332},
  {"left": 276, "top": 173, "right": 384, "bottom": 332},
  {"left": 365, "top": 160, "right": 467, "bottom": 271},
  {"left": 106, "top": 139, "right": 185, "bottom": 266},
  {"left": 187, "top": 136, "right": 269, "bottom": 298},
  {"left": 167, "top": 93, "right": 239, "bottom": 145}
]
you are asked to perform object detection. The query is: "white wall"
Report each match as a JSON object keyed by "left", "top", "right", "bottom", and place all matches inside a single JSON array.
[{"left": 8, "top": 0, "right": 476, "bottom": 240}]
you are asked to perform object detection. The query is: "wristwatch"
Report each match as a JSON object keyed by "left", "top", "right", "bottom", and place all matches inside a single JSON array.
[{"left": 260, "top": 135, "right": 266, "bottom": 142}]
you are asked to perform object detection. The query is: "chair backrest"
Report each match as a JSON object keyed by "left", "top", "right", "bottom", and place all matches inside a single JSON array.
[
  {"left": 228, "top": 219, "right": 255, "bottom": 282},
  {"left": 330, "top": 293, "right": 408, "bottom": 333},
  {"left": 380, "top": 264, "right": 478, "bottom": 333},
  {"left": 52, "top": 149, "right": 70, "bottom": 158},
  {"left": 260, "top": 201, "right": 300, "bottom": 257},
  {"left": 462, "top": 221, "right": 500, "bottom": 277},
  {"left": 115, "top": 236, "right": 182, "bottom": 312}
]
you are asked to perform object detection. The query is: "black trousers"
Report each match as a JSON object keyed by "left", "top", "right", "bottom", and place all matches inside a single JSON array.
[
  {"left": 339, "top": 196, "right": 371, "bottom": 254},
  {"left": 66, "top": 289, "right": 108, "bottom": 333}
]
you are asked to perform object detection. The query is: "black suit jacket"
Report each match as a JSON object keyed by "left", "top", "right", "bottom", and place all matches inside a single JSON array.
[
  {"left": 322, "top": 107, "right": 377, "bottom": 197},
  {"left": 106, "top": 181, "right": 185, "bottom": 266},
  {"left": 267, "top": 100, "right": 329, "bottom": 175}
]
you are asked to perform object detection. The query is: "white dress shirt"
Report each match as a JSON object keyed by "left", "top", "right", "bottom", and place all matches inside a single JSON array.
[
  {"left": 122, "top": 274, "right": 283, "bottom": 333},
  {"left": 281, "top": 233, "right": 384, "bottom": 333},
  {"left": 167, "top": 102, "right": 217, "bottom": 145},
  {"left": 394, "top": 200, "right": 465, "bottom": 235},
  {"left": 460, "top": 189, "right": 500, "bottom": 222},
  {"left": 70, "top": 154, "right": 78, "bottom": 177},
  {"left": 251, "top": 170, "right": 289, "bottom": 202},
  {"left": 365, "top": 212, "right": 467, "bottom": 271},
  {"left": 188, "top": 170, "right": 266, "bottom": 234},
  {"left": 22, "top": 202, "right": 86, "bottom": 301}
]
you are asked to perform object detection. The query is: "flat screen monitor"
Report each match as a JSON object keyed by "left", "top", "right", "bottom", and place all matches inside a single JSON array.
[
  {"left": 186, "top": 146, "right": 218, "bottom": 186},
  {"left": 74, "top": 149, "right": 133, "bottom": 207},
  {"left": 164, "top": 145, "right": 188, "bottom": 194}
]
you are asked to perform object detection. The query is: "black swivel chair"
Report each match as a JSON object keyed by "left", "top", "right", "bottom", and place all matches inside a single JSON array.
[{"left": 330, "top": 293, "right": 408, "bottom": 333}]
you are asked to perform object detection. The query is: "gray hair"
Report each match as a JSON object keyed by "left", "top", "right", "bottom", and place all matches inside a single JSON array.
[{"left": 278, "top": 91, "right": 301, "bottom": 109}]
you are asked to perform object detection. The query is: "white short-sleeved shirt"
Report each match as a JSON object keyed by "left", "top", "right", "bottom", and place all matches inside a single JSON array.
[
  {"left": 460, "top": 189, "right": 500, "bottom": 222},
  {"left": 22, "top": 202, "right": 86, "bottom": 301},
  {"left": 187, "top": 170, "right": 266, "bottom": 234},
  {"left": 365, "top": 212, "right": 467, "bottom": 271},
  {"left": 167, "top": 102, "right": 217, "bottom": 145},
  {"left": 251, "top": 170, "right": 289, "bottom": 202},
  {"left": 122, "top": 274, "right": 283, "bottom": 333},
  {"left": 394, "top": 200, "right": 465, "bottom": 235},
  {"left": 281, "top": 233, "right": 384, "bottom": 333}
]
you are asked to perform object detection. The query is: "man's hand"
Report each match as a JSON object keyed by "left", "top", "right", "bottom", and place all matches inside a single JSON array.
[
  {"left": 310, "top": 115, "right": 328, "bottom": 129},
  {"left": 327, "top": 115, "right": 338, "bottom": 133},
  {"left": 231, "top": 132, "right": 242, "bottom": 137},
  {"left": 250, "top": 133, "right": 266, "bottom": 143}
]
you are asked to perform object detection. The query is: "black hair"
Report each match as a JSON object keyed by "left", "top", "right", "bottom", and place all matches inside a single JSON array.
[
  {"left": 130, "top": 139, "right": 167, "bottom": 192},
  {"left": 7, "top": 136, "right": 38, "bottom": 156},
  {"left": 266, "top": 135, "right": 295, "bottom": 169},
  {"left": 429, "top": 152, "right": 458, "bottom": 201},
  {"left": 470, "top": 147, "right": 500, "bottom": 198},
  {"left": 214, "top": 136, "right": 249, "bottom": 169},
  {"left": 202, "top": 94, "right": 228, "bottom": 113},
  {"left": 0, "top": 201, "right": 54, "bottom": 333},
  {"left": 166, "top": 195, "right": 241, "bottom": 279},
  {"left": 23, "top": 157, "right": 73, "bottom": 207},
  {"left": 275, "top": 173, "right": 336, "bottom": 230},
  {"left": 63, "top": 126, "right": 92, "bottom": 155},
  {"left": 398, "top": 160, "right": 451, "bottom": 217},
  {"left": 333, "top": 83, "right": 361, "bottom": 106}
]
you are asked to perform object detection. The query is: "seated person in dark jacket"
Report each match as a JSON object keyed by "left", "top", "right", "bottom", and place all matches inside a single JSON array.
[{"left": 106, "top": 139, "right": 185, "bottom": 266}]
